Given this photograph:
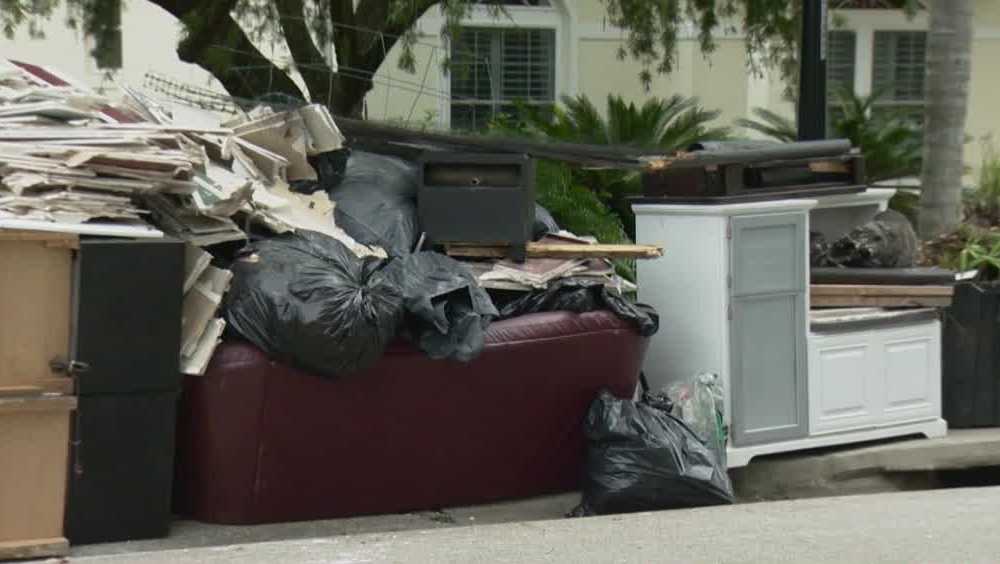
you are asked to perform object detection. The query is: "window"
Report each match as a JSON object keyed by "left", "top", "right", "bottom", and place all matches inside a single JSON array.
[
  {"left": 826, "top": 30, "right": 856, "bottom": 131},
  {"left": 872, "top": 31, "right": 927, "bottom": 125},
  {"left": 450, "top": 27, "right": 556, "bottom": 130}
]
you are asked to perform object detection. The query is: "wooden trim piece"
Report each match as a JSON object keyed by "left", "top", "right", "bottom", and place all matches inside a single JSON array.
[
  {"left": 446, "top": 242, "right": 664, "bottom": 259},
  {"left": 811, "top": 296, "right": 953, "bottom": 307},
  {"left": 808, "top": 160, "right": 850, "bottom": 173},
  {"left": 0, "top": 230, "right": 79, "bottom": 250},
  {"left": 39, "top": 378, "right": 74, "bottom": 395},
  {"left": 810, "top": 284, "right": 953, "bottom": 307},
  {"left": 0, "top": 386, "right": 44, "bottom": 398},
  {"left": 0, "top": 396, "right": 76, "bottom": 415},
  {"left": 0, "top": 538, "right": 70, "bottom": 560},
  {"left": 811, "top": 284, "right": 953, "bottom": 296}
]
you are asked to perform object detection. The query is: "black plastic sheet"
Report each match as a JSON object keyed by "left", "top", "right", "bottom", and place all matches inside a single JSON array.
[
  {"left": 322, "top": 150, "right": 420, "bottom": 257},
  {"left": 386, "top": 252, "right": 498, "bottom": 362},
  {"left": 498, "top": 278, "right": 658, "bottom": 337},
  {"left": 810, "top": 231, "right": 829, "bottom": 267},
  {"left": 574, "top": 390, "right": 734, "bottom": 516},
  {"left": 823, "top": 210, "right": 918, "bottom": 268},
  {"left": 224, "top": 231, "right": 404, "bottom": 378}
]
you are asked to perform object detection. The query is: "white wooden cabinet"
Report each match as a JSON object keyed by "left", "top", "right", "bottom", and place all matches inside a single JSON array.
[
  {"left": 633, "top": 192, "right": 946, "bottom": 469},
  {"left": 809, "top": 319, "right": 941, "bottom": 435}
]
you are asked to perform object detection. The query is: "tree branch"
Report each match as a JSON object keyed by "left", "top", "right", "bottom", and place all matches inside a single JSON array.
[
  {"left": 275, "top": 0, "right": 331, "bottom": 102},
  {"left": 164, "top": 0, "right": 304, "bottom": 102},
  {"left": 355, "top": 0, "right": 439, "bottom": 72}
]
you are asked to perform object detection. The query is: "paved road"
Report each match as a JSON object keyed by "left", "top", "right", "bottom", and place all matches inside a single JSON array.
[{"left": 72, "top": 487, "right": 1000, "bottom": 563}]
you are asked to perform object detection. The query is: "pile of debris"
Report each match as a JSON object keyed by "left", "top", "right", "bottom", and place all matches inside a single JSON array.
[
  {"left": 1, "top": 60, "right": 665, "bottom": 380},
  {"left": 0, "top": 60, "right": 386, "bottom": 375},
  {"left": 460, "top": 233, "right": 637, "bottom": 293}
]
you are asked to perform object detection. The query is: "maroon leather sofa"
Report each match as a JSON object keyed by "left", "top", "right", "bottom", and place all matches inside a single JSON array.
[{"left": 173, "top": 310, "right": 648, "bottom": 525}]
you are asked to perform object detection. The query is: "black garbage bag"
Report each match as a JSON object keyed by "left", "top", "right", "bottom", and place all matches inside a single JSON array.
[
  {"left": 825, "top": 209, "right": 918, "bottom": 268},
  {"left": 810, "top": 231, "right": 829, "bottom": 267},
  {"left": 574, "top": 390, "right": 735, "bottom": 516},
  {"left": 533, "top": 203, "right": 560, "bottom": 240},
  {"left": 385, "top": 251, "right": 498, "bottom": 361},
  {"left": 323, "top": 150, "right": 420, "bottom": 258},
  {"left": 498, "top": 278, "right": 659, "bottom": 337},
  {"left": 224, "top": 231, "right": 404, "bottom": 378},
  {"left": 309, "top": 149, "right": 350, "bottom": 189}
]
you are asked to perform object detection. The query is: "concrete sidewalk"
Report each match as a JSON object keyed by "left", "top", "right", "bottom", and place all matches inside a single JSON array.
[
  {"left": 67, "top": 429, "right": 1000, "bottom": 560},
  {"left": 69, "top": 486, "right": 1000, "bottom": 563}
]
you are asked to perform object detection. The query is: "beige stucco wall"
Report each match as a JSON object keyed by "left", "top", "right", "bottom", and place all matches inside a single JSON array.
[
  {"left": 691, "top": 40, "right": 748, "bottom": 127},
  {"left": 364, "top": 35, "right": 445, "bottom": 124},
  {"left": 0, "top": 2, "right": 217, "bottom": 92},
  {"left": 965, "top": 37, "right": 1000, "bottom": 177},
  {"left": 573, "top": 0, "right": 612, "bottom": 25},
  {"left": 575, "top": 39, "right": 691, "bottom": 109}
]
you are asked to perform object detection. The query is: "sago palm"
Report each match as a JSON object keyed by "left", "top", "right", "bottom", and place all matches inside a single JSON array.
[
  {"left": 500, "top": 93, "right": 729, "bottom": 237},
  {"left": 737, "top": 87, "right": 924, "bottom": 224},
  {"left": 737, "top": 87, "right": 923, "bottom": 182}
]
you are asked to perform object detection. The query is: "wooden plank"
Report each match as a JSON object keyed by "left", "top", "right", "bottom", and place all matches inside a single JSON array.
[
  {"left": 446, "top": 242, "right": 664, "bottom": 260},
  {"left": 0, "top": 538, "right": 69, "bottom": 560},
  {"left": 0, "top": 238, "right": 73, "bottom": 390},
  {"left": 811, "top": 296, "right": 953, "bottom": 308},
  {"left": 811, "top": 284, "right": 954, "bottom": 297}
]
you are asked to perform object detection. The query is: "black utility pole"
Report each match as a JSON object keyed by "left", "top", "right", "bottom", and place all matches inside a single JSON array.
[{"left": 797, "top": 0, "right": 828, "bottom": 140}]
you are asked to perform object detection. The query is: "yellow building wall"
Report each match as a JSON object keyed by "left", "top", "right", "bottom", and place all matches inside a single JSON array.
[
  {"left": 691, "top": 39, "right": 749, "bottom": 128},
  {"left": 365, "top": 35, "right": 445, "bottom": 125},
  {"left": 574, "top": 0, "right": 613, "bottom": 24},
  {"left": 965, "top": 38, "right": 1000, "bottom": 178},
  {"left": 0, "top": 2, "right": 217, "bottom": 92},
  {"left": 575, "top": 39, "right": 692, "bottom": 108}
]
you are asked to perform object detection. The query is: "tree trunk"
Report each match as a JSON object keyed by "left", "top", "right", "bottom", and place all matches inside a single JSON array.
[{"left": 918, "top": 0, "right": 974, "bottom": 239}]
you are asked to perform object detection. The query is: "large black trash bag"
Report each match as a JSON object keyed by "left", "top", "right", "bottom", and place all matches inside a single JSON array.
[
  {"left": 574, "top": 390, "right": 735, "bottom": 516},
  {"left": 384, "top": 251, "right": 498, "bottom": 361},
  {"left": 824, "top": 209, "right": 918, "bottom": 268},
  {"left": 498, "top": 278, "right": 659, "bottom": 337},
  {"left": 322, "top": 150, "right": 420, "bottom": 258},
  {"left": 224, "top": 231, "right": 404, "bottom": 378}
]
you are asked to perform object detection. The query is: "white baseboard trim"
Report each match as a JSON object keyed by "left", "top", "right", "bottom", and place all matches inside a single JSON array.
[{"left": 727, "top": 418, "right": 948, "bottom": 468}]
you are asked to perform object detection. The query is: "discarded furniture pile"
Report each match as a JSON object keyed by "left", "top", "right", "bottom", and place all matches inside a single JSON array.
[
  {"left": 0, "top": 61, "right": 670, "bottom": 558},
  {"left": 633, "top": 142, "right": 952, "bottom": 468}
]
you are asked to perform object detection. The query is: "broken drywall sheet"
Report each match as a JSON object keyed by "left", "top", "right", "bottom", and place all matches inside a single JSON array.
[
  {"left": 181, "top": 317, "right": 225, "bottom": 376},
  {"left": 183, "top": 244, "right": 212, "bottom": 294},
  {"left": 298, "top": 104, "right": 344, "bottom": 155}
]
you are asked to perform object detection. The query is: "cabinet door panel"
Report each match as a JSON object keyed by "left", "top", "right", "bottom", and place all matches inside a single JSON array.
[
  {"left": 808, "top": 335, "right": 881, "bottom": 434},
  {"left": 731, "top": 214, "right": 806, "bottom": 297},
  {"left": 731, "top": 293, "right": 808, "bottom": 445},
  {"left": 881, "top": 327, "right": 940, "bottom": 423}
]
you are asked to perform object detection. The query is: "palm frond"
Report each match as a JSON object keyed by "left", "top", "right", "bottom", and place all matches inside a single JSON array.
[{"left": 735, "top": 108, "right": 797, "bottom": 143}]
